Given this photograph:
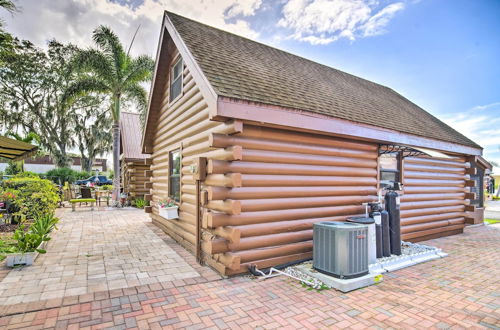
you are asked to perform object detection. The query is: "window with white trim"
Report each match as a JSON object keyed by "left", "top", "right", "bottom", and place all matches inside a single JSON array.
[
  {"left": 169, "top": 58, "right": 183, "bottom": 102},
  {"left": 168, "top": 149, "right": 181, "bottom": 202}
]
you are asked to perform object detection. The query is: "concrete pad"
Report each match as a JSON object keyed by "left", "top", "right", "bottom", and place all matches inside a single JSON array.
[{"left": 296, "top": 264, "right": 383, "bottom": 293}]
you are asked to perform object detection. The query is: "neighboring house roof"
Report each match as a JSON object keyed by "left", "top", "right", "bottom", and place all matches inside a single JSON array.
[
  {"left": 163, "top": 11, "right": 480, "bottom": 150},
  {"left": 120, "top": 112, "right": 150, "bottom": 160}
]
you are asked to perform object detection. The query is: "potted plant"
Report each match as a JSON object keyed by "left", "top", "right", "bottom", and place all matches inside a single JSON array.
[
  {"left": 158, "top": 198, "right": 178, "bottom": 219},
  {"left": 120, "top": 192, "right": 127, "bottom": 207},
  {"left": 5, "top": 225, "right": 46, "bottom": 267},
  {"left": 0, "top": 191, "right": 16, "bottom": 211},
  {"left": 5, "top": 214, "right": 58, "bottom": 267}
]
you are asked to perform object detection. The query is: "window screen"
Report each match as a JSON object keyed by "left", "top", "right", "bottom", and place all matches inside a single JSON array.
[
  {"left": 169, "top": 149, "right": 181, "bottom": 201},
  {"left": 169, "top": 58, "right": 183, "bottom": 102}
]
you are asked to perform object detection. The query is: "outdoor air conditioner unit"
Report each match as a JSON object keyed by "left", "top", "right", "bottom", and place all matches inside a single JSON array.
[{"left": 313, "top": 221, "right": 369, "bottom": 279}]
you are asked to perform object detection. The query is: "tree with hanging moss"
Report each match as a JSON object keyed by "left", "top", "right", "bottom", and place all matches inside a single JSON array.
[
  {"left": 63, "top": 26, "right": 154, "bottom": 202},
  {"left": 72, "top": 95, "right": 112, "bottom": 172},
  {"left": 0, "top": 40, "right": 79, "bottom": 167}
]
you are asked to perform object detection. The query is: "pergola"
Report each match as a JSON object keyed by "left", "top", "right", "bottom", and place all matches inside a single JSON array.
[{"left": 0, "top": 136, "right": 38, "bottom": 160}]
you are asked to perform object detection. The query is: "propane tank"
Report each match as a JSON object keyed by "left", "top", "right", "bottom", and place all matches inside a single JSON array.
[{"left": 385, "top": 183, "right": 402, "bottom": 256}]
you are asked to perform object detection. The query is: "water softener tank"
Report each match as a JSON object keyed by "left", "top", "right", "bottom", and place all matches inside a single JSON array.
[
  {"left": 385, "top": 189, "right": 402, "bottom": 256},
  {"left": 368, "top": 203, "right": 383, "bottom": 259},
  {"left": 381, "top": 208, "right": 391, "bottom": 257}
]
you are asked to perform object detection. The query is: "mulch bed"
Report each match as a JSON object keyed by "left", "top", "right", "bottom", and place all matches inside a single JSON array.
[{"left": 0, "top": 224, "right": 19, "bottom": 233}]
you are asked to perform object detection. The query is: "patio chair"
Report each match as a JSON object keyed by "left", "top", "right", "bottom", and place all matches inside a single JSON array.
[
  {"left": 69, "top": 187, "right": 96, "bottom": 211},
  {"left": 80, "top": 187, "right": 92, "bottom": 199}
]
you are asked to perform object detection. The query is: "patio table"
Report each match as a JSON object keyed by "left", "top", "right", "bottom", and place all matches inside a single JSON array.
[{"left": 95, "top": 190, "right": 111, "bottom": 206}]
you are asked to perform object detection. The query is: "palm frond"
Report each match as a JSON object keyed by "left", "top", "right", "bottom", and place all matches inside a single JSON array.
[
  {"left": 123, "top": 55, "right": 155, "bottom": 86},
  {"left": 0, "top": 0, "right": 17, "bottom": 13},
  {"left": 62, "top": 77, "right": 110, "bottom": 109},
  {"left": 70, "top": 48, "right": 115, "bottom": 84},
  {"left": 92, "top": 25, "right": 126, "bottom": 80},
  {"left": 123, "top": 84, "right": 148, "bottom": 111}
]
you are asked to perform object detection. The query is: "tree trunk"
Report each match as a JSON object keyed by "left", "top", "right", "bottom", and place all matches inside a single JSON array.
[
  {"left": 81, "top": 156, "right": 93, "bottom": 173},
  {"left": 54, "top": 145, "right": 71, "bottom": 168},
  {"left": 112, "top": 121, "right": 121, "bottom": 202}
]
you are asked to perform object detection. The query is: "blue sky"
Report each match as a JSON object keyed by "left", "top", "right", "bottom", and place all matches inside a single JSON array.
[{"left": 2, "top": 0, "right": 500, "bottom": 164}]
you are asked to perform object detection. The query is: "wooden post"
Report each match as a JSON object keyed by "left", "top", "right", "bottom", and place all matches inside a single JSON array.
[{"left": 193, "top": 157, "right": 207, "bottom": 265}]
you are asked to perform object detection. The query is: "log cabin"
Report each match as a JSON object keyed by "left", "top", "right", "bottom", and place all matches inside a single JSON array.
[
  {"left": 119, "top": 112, "right": 151, "bottom": 201},
  {"left": 141, "top": 11, "right": 487, "bottom": 275}
]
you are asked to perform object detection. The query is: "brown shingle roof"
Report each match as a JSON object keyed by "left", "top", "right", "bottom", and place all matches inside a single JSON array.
[
  {"left": 120, "top": 112, "right": 150, "bottom": 160},
  {"left": 166, "top": 12, "right": 480, "bottom": 149}
]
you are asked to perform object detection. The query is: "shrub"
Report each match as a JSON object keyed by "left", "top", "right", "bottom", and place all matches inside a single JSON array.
[
  {"left": 100, "top": 184, "right": 113, "bottom": 191},
  {"left": 76, "top": 171, "right": 91, "bottom": 180},
  {"left": 134, "top": 198, "right": 148, "bottom": 209},
  {"left": 45, "top": 167, "right": 77, "bottom": 184},
  {"left": 5, "top": 161, "right": 22, "bottom": 175},
  {"left": 45, "top": 168, "right": 90, "bottom": 184},
  {"left": 12, "top": 225, "right": 47, "bottom": 254},
  {"left": 29, "top": 214, "right": 59, "bottom": 240},
  {"left": 1, "top": 177, "right": 59, "bottom": 221},
  {"left": 13, "top": 171, "right": 39, "bottom": 178}
]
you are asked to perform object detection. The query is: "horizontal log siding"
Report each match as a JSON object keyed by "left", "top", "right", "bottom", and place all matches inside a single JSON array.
[
  {"left": 122, "top": 160, "right": 151, "bottom": 199},
  {"left": 400, "top": 156, "right": 470, "bottom": 241},
  {"left": 148, "top": 54, "right": 235, "bottom": 258},
  {"left": 202, "top": 125, "right": 378, "bottom": 274}
]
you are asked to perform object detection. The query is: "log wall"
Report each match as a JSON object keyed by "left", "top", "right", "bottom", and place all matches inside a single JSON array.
[
  {"left": 146, "top": 48, "right": 474, "bottom": 276},
  {"left": 400, "top": 156, "right": 472, "bottom": 241},
  {"left": 201, "top": 125, "right": 379, "bottom": 274},
  {"left": 146, "top": 49, "right": 240, "bottom": 257},
  {"left": 122, "top": 160, "right": 151, "bottom": 200}
]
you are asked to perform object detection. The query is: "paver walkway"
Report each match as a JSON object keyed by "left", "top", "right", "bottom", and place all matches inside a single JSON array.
[
  {"left": 0, "top": 212, "right": 499, "bottom": 328},
  {"left": 485, "top": 200, "right": 500, "bottom": 220},
  {"left": 0, "top": 208, "right": 219, "bottom": 306}
]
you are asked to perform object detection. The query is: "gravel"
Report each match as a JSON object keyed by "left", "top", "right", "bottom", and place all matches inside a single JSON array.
[
  {"left": 374, "top": 241, "right": 441, "bottom": 263},
  {"left": 280, "top": 241, "right": 443, "bottom": 289}
]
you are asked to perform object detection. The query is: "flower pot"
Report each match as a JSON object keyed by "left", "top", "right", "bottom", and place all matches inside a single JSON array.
[
  {"left": 159, "top": 206, "right": 179, "bottom": 220},
  {"left": 5, "top": 241, "right": 46, "bottom": 267},
  {"left": 5, "top": 251, "right": 39, "bottom": 267}
]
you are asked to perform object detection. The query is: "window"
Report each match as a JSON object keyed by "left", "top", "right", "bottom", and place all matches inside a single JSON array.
[
  {"left": 379, "top": 152, "right": 400, "bottom": 188},
  {"left": 169, "top": 149, "right": 181, "bottom": 202},
  {"left": 470, "top": 164, "right": 484, "bottom": 207},
  {"left": 169, "top": 58, "right": 183, "bottom": 102}
]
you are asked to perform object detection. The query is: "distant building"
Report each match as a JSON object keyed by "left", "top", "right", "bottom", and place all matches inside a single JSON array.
[{"left": 0, "top": 154, "right": 107, "bottom": 173}]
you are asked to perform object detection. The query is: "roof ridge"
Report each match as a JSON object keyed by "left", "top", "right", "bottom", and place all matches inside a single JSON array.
[
  {"left": 163, "top": 11, "right": 481, "bottom": 150},
  {"left": 165, "top": 11, "right": 395, "bottom": 93}
]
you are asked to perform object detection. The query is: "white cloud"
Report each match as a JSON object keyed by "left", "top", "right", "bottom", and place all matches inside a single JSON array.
[
  {"left": 442, "top": 105, "right": 500, "bottom": 165},
  {"left": 471, "top": 102, "right": 500, "bottom": 111},
  {"left": 1, "top": 0, "right": 262, "bottom": 56},
  {"left": 278, "top": 0, "right": 405, "bottom": 45},
  {"left": 226, "top": 0, "right": 263, "bottom": 17}
]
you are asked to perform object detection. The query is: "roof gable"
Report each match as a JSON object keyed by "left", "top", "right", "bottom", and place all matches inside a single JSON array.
[
  {"left": 120, "top": 112, "right": 150, "bottom": 160},
  {"left": 165, "top": 11, "right": 480, "bottom": 150}
]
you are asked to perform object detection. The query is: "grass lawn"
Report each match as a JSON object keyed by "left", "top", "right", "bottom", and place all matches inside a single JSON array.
[{"left": 485, "top": 219, "right": 500, "bottom": 225}]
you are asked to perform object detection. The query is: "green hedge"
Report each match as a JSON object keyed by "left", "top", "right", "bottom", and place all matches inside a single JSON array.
[
  {"left": 1, "top": 177, "right": 59, "bottom": 221},
  {"left": 44, "top": 167, "right": 90, "bottom": 184}
]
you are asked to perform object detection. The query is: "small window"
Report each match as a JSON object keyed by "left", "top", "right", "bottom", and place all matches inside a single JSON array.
[
  {"left": 379, "top": 152, "right": 400, "bottom": 188},
  {"left": 169, "top": 149, "right": 181, "bottom": 202},
  {"left": 169, "top": 58, "right": 183, "bottom": 102}
]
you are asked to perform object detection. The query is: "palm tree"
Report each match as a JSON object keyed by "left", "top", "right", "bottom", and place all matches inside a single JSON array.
[{"left": 64, "top": 26, "right": 154, "bottom": 202}]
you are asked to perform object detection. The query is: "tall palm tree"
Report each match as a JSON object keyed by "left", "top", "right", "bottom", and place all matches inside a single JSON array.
[{"left": 64, "top": 26, "right": 154, "bottom": 202}]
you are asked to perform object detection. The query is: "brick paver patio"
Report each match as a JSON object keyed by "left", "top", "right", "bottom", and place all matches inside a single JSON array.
[
  {"left": 0, "top": 208, "right": 220, "bottom": 306},
  {"left": 0, "top": 210, "right": 499, "bottom": 329}
]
